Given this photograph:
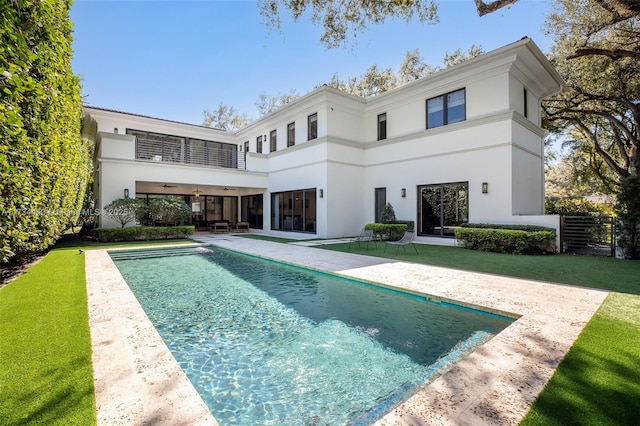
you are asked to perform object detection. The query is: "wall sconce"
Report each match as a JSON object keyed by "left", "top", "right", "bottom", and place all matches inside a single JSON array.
[
  {"left": 482, "top": 182, "right": 488, "bottom": 194},
  {"left": 319, "top": 189, "right": 324, "bottom": 198},
  {"left": 114, "top": 127, "right": 119, "bottom": 134},
  {"left": 123, "top": 188, "right": 129, "bottom": 198},
  {"left": 401, "top": 188, "right": 406, "bottom": 198}
]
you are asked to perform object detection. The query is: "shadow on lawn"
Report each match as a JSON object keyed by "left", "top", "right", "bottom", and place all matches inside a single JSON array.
[
  {"left": 520, "top": 343, "right": 640, "bottom": 425},
  {"left": 10, "top": 355, "right": 95, "bottom": 425}
]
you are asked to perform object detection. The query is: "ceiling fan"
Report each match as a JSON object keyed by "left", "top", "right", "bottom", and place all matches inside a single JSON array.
[{"left": 158, "top": 183, "right": 177, "bottom": 188}]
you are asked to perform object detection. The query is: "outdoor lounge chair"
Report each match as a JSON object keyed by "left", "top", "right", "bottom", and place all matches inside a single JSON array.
[
  {"left": 384, "top": 231, "right": 418, "bottom": 255},
  {"left": 349, "top": 228, "right": 376, "bottom": 250}
]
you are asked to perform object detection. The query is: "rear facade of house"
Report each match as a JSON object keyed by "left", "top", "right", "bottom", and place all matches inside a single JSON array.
[{"left": 87, "top": 38, "right": 564, "bottom": 239}]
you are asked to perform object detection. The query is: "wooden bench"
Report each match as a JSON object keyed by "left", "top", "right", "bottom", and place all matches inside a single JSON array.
[
  {"left": 233, "top": 222, "right": 250, "bottom": 233},
  {"left": 210, "top": 222, "right": 229, "bottom": 233}
]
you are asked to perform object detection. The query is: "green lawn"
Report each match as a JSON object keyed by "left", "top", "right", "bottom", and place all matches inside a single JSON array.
[
  {"left": 1, "top": 237, "right": 638, "bottom": 425},
  {"left": 0, "top": 247, "right": 95, "bottom": 425},
  {"left": 0, "top": 238, "right": 194, "bottom": 426},
  {"left": 320, "top": 242, "right": 640, "bottom": 424}
]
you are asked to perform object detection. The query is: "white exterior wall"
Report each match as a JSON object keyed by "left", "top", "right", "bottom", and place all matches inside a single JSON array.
[{"left": 87, "top": 38, "right": 565, "bottom": 240}]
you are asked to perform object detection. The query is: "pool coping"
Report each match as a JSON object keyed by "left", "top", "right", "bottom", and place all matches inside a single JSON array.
[{"left": 86, "top": 238, "right": 609, "bottom": 425}]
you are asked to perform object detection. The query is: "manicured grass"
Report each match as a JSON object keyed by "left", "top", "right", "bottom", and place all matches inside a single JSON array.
[
  {"left": 320, "top": 241, "right": 640, "bottom": 424},
  {"left": 0, "top": 238, "right": 196, "bottom": 425},
  {"left": 319, "top": 242, "right": 640, "bottom": 294},
  {"left": 0, "top": 247, "right": 95, "bottom": 425},
  {"left": 521, "top": 292, "right": 640, "bottom": 425}
]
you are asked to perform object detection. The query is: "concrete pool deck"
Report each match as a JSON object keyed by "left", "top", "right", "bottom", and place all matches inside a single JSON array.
[{"left": 85, "top": 236, "right": 609, "bottom": 425}]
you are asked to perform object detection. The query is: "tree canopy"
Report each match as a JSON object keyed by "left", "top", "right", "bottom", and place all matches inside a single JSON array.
[
  {"left": 259, "top": 0, "right": 520, "bottom": 48},
  {"left": 543, "top": 0, "right": 640, "bottom": 193}
]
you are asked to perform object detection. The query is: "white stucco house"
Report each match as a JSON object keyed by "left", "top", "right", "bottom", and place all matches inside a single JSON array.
[{"left": 87, "top": 37, "right": 564, "bottom": 240}]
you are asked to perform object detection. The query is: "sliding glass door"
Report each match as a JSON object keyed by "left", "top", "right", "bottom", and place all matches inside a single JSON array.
[
  {"left": 271, "top": 188, "right": 317, "bottom": 233},
  {"left": 418, "top": 182, "right": 468, "bottom": 237}
]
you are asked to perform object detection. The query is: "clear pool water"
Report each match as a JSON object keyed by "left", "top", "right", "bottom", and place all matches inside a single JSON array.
[{"left": 111, "top": 246, "right": 512, "bottom": 425}]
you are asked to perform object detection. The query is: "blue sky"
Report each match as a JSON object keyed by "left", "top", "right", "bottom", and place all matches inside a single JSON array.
[{"left": 71, "top": 0, "right": 554, "bottom": 125}]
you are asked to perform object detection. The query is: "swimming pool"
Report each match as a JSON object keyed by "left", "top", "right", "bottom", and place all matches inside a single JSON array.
[{"left": 111, "top": 246, "right": 513, "bottom": 425}]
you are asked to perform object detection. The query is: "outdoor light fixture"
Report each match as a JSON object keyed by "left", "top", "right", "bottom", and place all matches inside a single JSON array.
[
  {"left": 114, "top": 128, "right": 119, "bottom": 134},
  {"left": 401, "top": 188, "right": 406, "bottom": 198},
  {"left": 123, "top": 188, "right": 129, "bottom": 198},
  {"left": 193, "top": 185, "right": 202, "bottom": 198},
  {"left": 320, "top": 189, "right": 324, "bottom": 198},
  {"left": 482, "top": 182, "right": 488, "bottom": 194}
]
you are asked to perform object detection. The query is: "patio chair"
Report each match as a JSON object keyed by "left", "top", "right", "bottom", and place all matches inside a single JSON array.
[
  {"left": 349, "top": 228, "right": 376, "bottom": 250},
  {"left": 384, "top": 231, "right": 418, "bottom": 255}
]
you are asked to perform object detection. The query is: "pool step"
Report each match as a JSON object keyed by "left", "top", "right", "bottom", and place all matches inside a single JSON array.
[{"left": 109, "top": 246, "right": 212, "bottom": 261}]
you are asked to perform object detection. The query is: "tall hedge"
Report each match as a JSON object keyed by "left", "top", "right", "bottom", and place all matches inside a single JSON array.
[{"left": 0, "top": 0, "right": 91, "bottom": 263}]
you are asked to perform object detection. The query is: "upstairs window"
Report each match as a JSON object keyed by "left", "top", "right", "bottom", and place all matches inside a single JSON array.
[
  {"left": 287, "top": 122, "right": 295, "bottom": 147},
  {"left": 377, "top": 113, "right": 387, "bottom": 140},
  {"left": 523, "top": 88, "right": 528, "bottom": 118},
  {"left": 426, "top": 88, "right": 466, "bottom": 129},
  {"left": 308, "top": 113, "right": 318, "bottom": 140},
  {"left": 256, "top": 135, "right": 263, "bottom": 154},
  {"left": 270, "top": 129, "right": 277, "bottom": 152}
]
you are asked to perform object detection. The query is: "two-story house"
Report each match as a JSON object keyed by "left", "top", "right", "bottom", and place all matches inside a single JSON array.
[{"left": 87, "top": 37, "right": 564, "bottom": 239}]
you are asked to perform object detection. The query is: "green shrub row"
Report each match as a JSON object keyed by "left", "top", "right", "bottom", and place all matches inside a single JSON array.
[
  {"left": 461, "top": 223, "right": 556, "bottom": 233},
  {"left": 455, "top": 228, "right": 556, "bottom": 255},
  {"left": 92, "top": 226, "right": 194, "bottom": 242},
  {"left": 364, "top": 223, "right": 408, "bottom": 241},
  {"left": 385, "top": 220, "right": 415, "bottom": 231},
  {"left": 1, "top": 1, "right": 91, "bottom": 263}
]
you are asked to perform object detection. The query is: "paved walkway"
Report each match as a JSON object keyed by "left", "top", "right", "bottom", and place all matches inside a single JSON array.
[{"left": 86, "top": 238, "right": 608, "bottom": 425}]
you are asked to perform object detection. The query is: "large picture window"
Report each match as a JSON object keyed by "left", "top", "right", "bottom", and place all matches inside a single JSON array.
[
  {"left": 271, "top": 188, "right": 317, "bottom": 233},
  {"left": 426, "top": 88, "right": 466, "bottom": 129}
]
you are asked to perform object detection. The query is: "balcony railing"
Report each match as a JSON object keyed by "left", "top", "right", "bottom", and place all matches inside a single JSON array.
[{"left": 134, "top": 134, "right": 245, "bottom": 170}]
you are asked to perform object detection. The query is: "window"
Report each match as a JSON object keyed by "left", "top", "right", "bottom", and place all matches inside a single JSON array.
[
  {"left": 377, "top": 113, "right": 387, "bottom": 140},
  {"left": 270, "top": 129, "right": 277, "bottom": 152},
  {"left": 308, "top": 113, "right": 318, "bottom": 140},
  {"left": 256, "top": 135, "right": 263, "bottom": 154},
  {"left": 287, "top": 122, "right": 295, "bottom": 147},
  {"left": 523, "top": 88, "right": 528, "bottom": 118},
  {"left": 426, "top": 88, "right": 466, "bottom": 129}
]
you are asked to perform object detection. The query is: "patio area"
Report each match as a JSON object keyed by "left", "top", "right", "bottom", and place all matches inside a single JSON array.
[{"left": 85, "top": 237, "right": 608, "bottom": 425}]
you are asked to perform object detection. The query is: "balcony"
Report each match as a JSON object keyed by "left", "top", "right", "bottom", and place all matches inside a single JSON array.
[{"left": 133, "top": 131, "right": 246, "bottom": 170}]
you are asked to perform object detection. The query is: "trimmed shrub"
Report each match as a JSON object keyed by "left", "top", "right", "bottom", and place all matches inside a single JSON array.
[
  {"left": 379, "top": 202, "right": 397, "bottom": 222},
  {"left": 614, "top": 176, "right": 640, "bottom": 260},
  {"left": 461, "top": 223, "right": 556, "bottom": 233},
  {"left": 386, "top": 220, "right": 415, "bottom": 232},
  {"left": 92, "top": 226, "right": 194, "bottom": 242},
  {"left": 455, "top": 226, "right": 556, "bottom": 255},
  {"left": 364, "top": 223, "right": 407, "bottom": 241}
]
